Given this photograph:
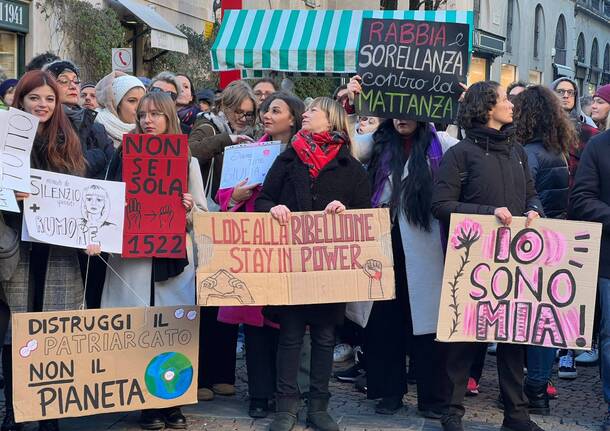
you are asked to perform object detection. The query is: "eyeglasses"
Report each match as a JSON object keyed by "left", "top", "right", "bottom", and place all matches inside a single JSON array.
[
  {"left": 56, "top": 77, "right": 81, "bottom": 87},
  {"left": 150, "top": 86, "right": 178, "bottom": 102},
  {"left": 555, "top": 89, "right": 575, "bottom": 97},
  {"left": 234, "top": 109, "right": 255, "bottom": 121},
  {"left": 254, "top": 90, "right": 273, "bottom": 98},
  {"left": 137, "top": 111, "right": 166, "bottom": 121}
]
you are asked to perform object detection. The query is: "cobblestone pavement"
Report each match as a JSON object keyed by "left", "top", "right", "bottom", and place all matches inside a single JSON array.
[{"left": 6, "top": 353, "right": 606, "bottom": 431}]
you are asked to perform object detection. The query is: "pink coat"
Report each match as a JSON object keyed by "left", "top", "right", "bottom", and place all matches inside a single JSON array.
[{"left": 216, "top": 134, "right": 278, "bottom": 328}]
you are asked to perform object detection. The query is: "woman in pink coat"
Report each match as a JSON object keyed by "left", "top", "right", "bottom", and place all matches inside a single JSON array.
[{"left": 216, "top": 92, "right": 305, "bottom": 418}]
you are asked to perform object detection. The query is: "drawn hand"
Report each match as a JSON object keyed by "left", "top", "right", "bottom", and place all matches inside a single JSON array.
[
  {"left": 159, "top": 204, "right": 175, "bottom": 228},
  {"left": 363, "top": 259, "right": 382, "bottom": 280},
  {"left": 200, "top": 276, "right": 217, "bottom": 292},
  {"left": 126, "top": 198, "right": 142, "bottom": 230},
  {"left": 229, "top": 277, "right": 254, "bottom": 304},
  {"left": 232, "top": 179, "right": 259, "bottom": 202}
]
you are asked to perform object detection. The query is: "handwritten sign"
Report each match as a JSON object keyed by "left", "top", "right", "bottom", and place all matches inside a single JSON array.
[
  {"left": 437, "top": 215, "right": 602, "bottom": 349},
  {"left": 12, "top": 306, "right": 200, "bottom": 422},
  {"left": 22, "top": 169, "right": 125, "bottom": 253},
  {"left": 194, "top": 209, "right": 395, "bottom": 306},
  {"left": 0, "top": 108, "right": 38, "bottom": 192},
  {"left": 122, "top": 134, "right": 188, "bottom": 258},
  {"left": 356, "top": 18, "right": 470, "bottom": 122},
  {"left": 0, "top": 187, "right": 18, "bottom": 213},
  {"left": 219, "top": 141, "right": 284, "bottom": 189}
]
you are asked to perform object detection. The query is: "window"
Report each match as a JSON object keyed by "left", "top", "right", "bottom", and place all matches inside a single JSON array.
[
  {"left": 577, "top": 33, "right": 586, "bottom": 63},
  {"left": 528, "top": 70, "right": 542, "bottom": 84},
  {"left": 591, "top": 38, "right": 599, "bottom": 69},
  {"left": 533, "top": 5, "right": 544, "bottom": 59},
  {"left": 506, "top": 0, "right": 515, "bottom": 53},
  {"left": 0, "top": 32, "right": 16, "bottom": 79},
  {"left": 467, "top": 57, "right": 488, "bottom": 85},
  {"left": 605, "top": 44, "right": 610, "bottom": 72},
  {"left": 500, "top": 64, "right": 517, "bottom": 88},
  {"left": 554, "top": 15, "right": 567, "bottom": 65}
]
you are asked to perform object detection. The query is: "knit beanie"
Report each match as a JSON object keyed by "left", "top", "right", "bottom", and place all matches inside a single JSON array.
[
  {"left": 112, "top": 75, "right": 146, "bottom": 106},
  {"left": 0, "top": 79, "right": 18, "bottom": 99},
  {"left": 43, "top": 59, "right": 80, "bottom": 78},
  {"left": 80, "top": 81, "right": 96, "bottom": 91},
  {"left": 594, "top": 84, "right": 610, "bottom": 104}
]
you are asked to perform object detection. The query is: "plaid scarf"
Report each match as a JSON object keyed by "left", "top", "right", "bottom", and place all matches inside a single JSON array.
[{"left": 291, "top": 130, "right": 347, "bottom": 178}]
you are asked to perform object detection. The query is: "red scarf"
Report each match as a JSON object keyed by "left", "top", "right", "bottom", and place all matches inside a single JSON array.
[{"left": 291, "top": 130, "right": 347, "bottom": 178}]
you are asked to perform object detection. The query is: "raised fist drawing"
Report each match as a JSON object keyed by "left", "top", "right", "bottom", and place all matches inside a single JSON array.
[
  {"left": 159, "top": 204, "right": 175, "bottom": 228},
  {"left": 363, "top": 259, "right": 384, "bottom": 299}
]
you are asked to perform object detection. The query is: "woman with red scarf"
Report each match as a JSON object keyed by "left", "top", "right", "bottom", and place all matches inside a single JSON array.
[{"left": 256, "top": 97, "right": 371, "bottom": 431}]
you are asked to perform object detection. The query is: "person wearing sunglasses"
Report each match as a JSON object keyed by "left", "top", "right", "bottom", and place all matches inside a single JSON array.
[
  {"left": 43, "top": 59, "right": 114, "bottom": 180},
  {"left": 149, "top": 72, "right": 180, "bottom": 102}
]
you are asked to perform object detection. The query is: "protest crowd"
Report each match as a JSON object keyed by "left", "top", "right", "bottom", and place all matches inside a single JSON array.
[{"left": 2, "top": 12, "right": 610, "bottom": 431}]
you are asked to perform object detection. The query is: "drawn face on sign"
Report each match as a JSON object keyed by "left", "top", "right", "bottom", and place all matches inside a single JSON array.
[
  {"left": 81, "top": 185, "right": 110, "bottom": 224},
  {"left": 22, "top": 85, "right": 56, "bottom": 124}
]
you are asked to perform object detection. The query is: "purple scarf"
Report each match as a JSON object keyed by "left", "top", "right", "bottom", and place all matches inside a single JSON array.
[{"left": 371, "top": 125, "right": 443, "bottom": 208}]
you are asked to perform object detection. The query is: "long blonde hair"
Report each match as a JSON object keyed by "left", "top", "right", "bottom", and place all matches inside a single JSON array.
[
  {"left": 308, "top": 97, "right": 349, "bottom": 139},
  {"left": 135, "top": 92, "right": 182, "bottom": 134}
]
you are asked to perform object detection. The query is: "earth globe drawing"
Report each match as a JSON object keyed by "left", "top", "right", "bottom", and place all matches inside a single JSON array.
[{"left": 145, "top": 352, "right": 193, "bottom": 399}]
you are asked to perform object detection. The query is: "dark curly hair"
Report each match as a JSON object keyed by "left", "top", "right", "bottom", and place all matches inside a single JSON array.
[
  {"left": 457, "top": 81, "right": 501, "bottom": 129},
  {"left": 513, "top": 85, "right": 577, "bottom": 155}
]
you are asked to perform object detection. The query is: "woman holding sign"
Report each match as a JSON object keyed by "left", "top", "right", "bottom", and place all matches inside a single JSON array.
[
  {"left": 256, "top": 97, "right": 371, "bottom": 431},
  {"left": 2, "top": 70, "right": 89, "bottom": 431},
  {"left": 216, "top": 92, "right": 305, "bottom": 418},
  {"left": 188, "top": 80, "right": 256, "bottom": 403},
  {"left": 345, "top": 75, "right": 458, "bottom": 418},
  {"left": 432, "top": 81, "right": 544, "bottom": 431},
  {"left": 100, "top": 91, "right": 207, "bottom": 430},
  {"left": 512, "top": 86, "right": 577, "bottom": 415}
]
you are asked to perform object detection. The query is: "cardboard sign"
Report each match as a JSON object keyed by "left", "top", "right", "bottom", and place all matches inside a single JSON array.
[
  {"left": 12, "top": 306, "right": 200, "bottom": 422},
  {"left": 219, "top": 141, "right": 284, "bottom": 189},
  {"left": 0, "top": 186, "right": 19, "bottom": 213},
  {"left": 194, "top": 209, "right": 395, "bottom": 306},
  {"left": 122, "top": 134, "right": 188, "bottom": 258},
  {"left": 356, "top": 18, "right": 470, "bottom": 122},
  {"left": 0, "top": 107, "right": 38, "bottom": 192},
  {"left": 437, "top": 214, "right": 602, "bottom": 349},
  {"left": 23, "top": 169, "right": 126, "bottom": 253}
]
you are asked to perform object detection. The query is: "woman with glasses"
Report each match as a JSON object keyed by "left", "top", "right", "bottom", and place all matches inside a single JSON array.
[
  {"left": 99, "top": 91, "right": 206, "bottom": 430},
  {"left": 2, "top": 70, "right": 91, "bottom": 431},
  {"left": 188, "top": 80, "right": 256, "bottom": 402},
  {"left": 43, "top": 59, "right": 114, "bottom": 180}
]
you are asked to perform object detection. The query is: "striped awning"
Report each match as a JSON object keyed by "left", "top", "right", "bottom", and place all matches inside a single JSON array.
[{"left": 211, "top": 9, "right": 474, "bottom": 75}]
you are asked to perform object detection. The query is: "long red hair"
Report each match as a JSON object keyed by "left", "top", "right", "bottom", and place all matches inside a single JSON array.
[{"left": 12, "top": 70, "right": 85, "bottom": 175}]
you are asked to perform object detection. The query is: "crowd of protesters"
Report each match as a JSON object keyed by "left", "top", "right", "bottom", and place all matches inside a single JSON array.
[{"left": 1, "top": 50, "right": 610, "bottom": 431}]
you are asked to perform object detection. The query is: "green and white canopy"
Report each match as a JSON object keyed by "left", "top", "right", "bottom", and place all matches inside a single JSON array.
[{"left": 211, "top": 9, "right": 474, "bottom": 76}]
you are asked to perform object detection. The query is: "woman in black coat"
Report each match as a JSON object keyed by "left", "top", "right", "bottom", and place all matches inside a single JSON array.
[
  {"left": 431, "top": 81, "right": 544, "bottom": 431},
  {"left": 256, "top": 97, "right": 371, "bottom": 431},
  {"left": 512, "top": 86, "right": 577, "bottom": 415}
]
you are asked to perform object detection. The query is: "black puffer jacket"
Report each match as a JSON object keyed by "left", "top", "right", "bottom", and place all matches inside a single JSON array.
[
  {"left": 255, "top": 144, "right": 371, "bottom": 325},
  {"left": 65, "top": 106, "right": 114, "bottom": 179},
  {"left": 569, "top": 130, "right": 610, "bottom": 278},
  {"left": 432, "top": 125, "right": 543, "bottom": 224},
  {"left": 523, "top": 139, "right": 568, "bottom": 219}
]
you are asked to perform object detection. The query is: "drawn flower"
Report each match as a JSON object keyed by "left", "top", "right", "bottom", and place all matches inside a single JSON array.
[{"left": 451, "top": 219, "right": 482, "bottom": 250}]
